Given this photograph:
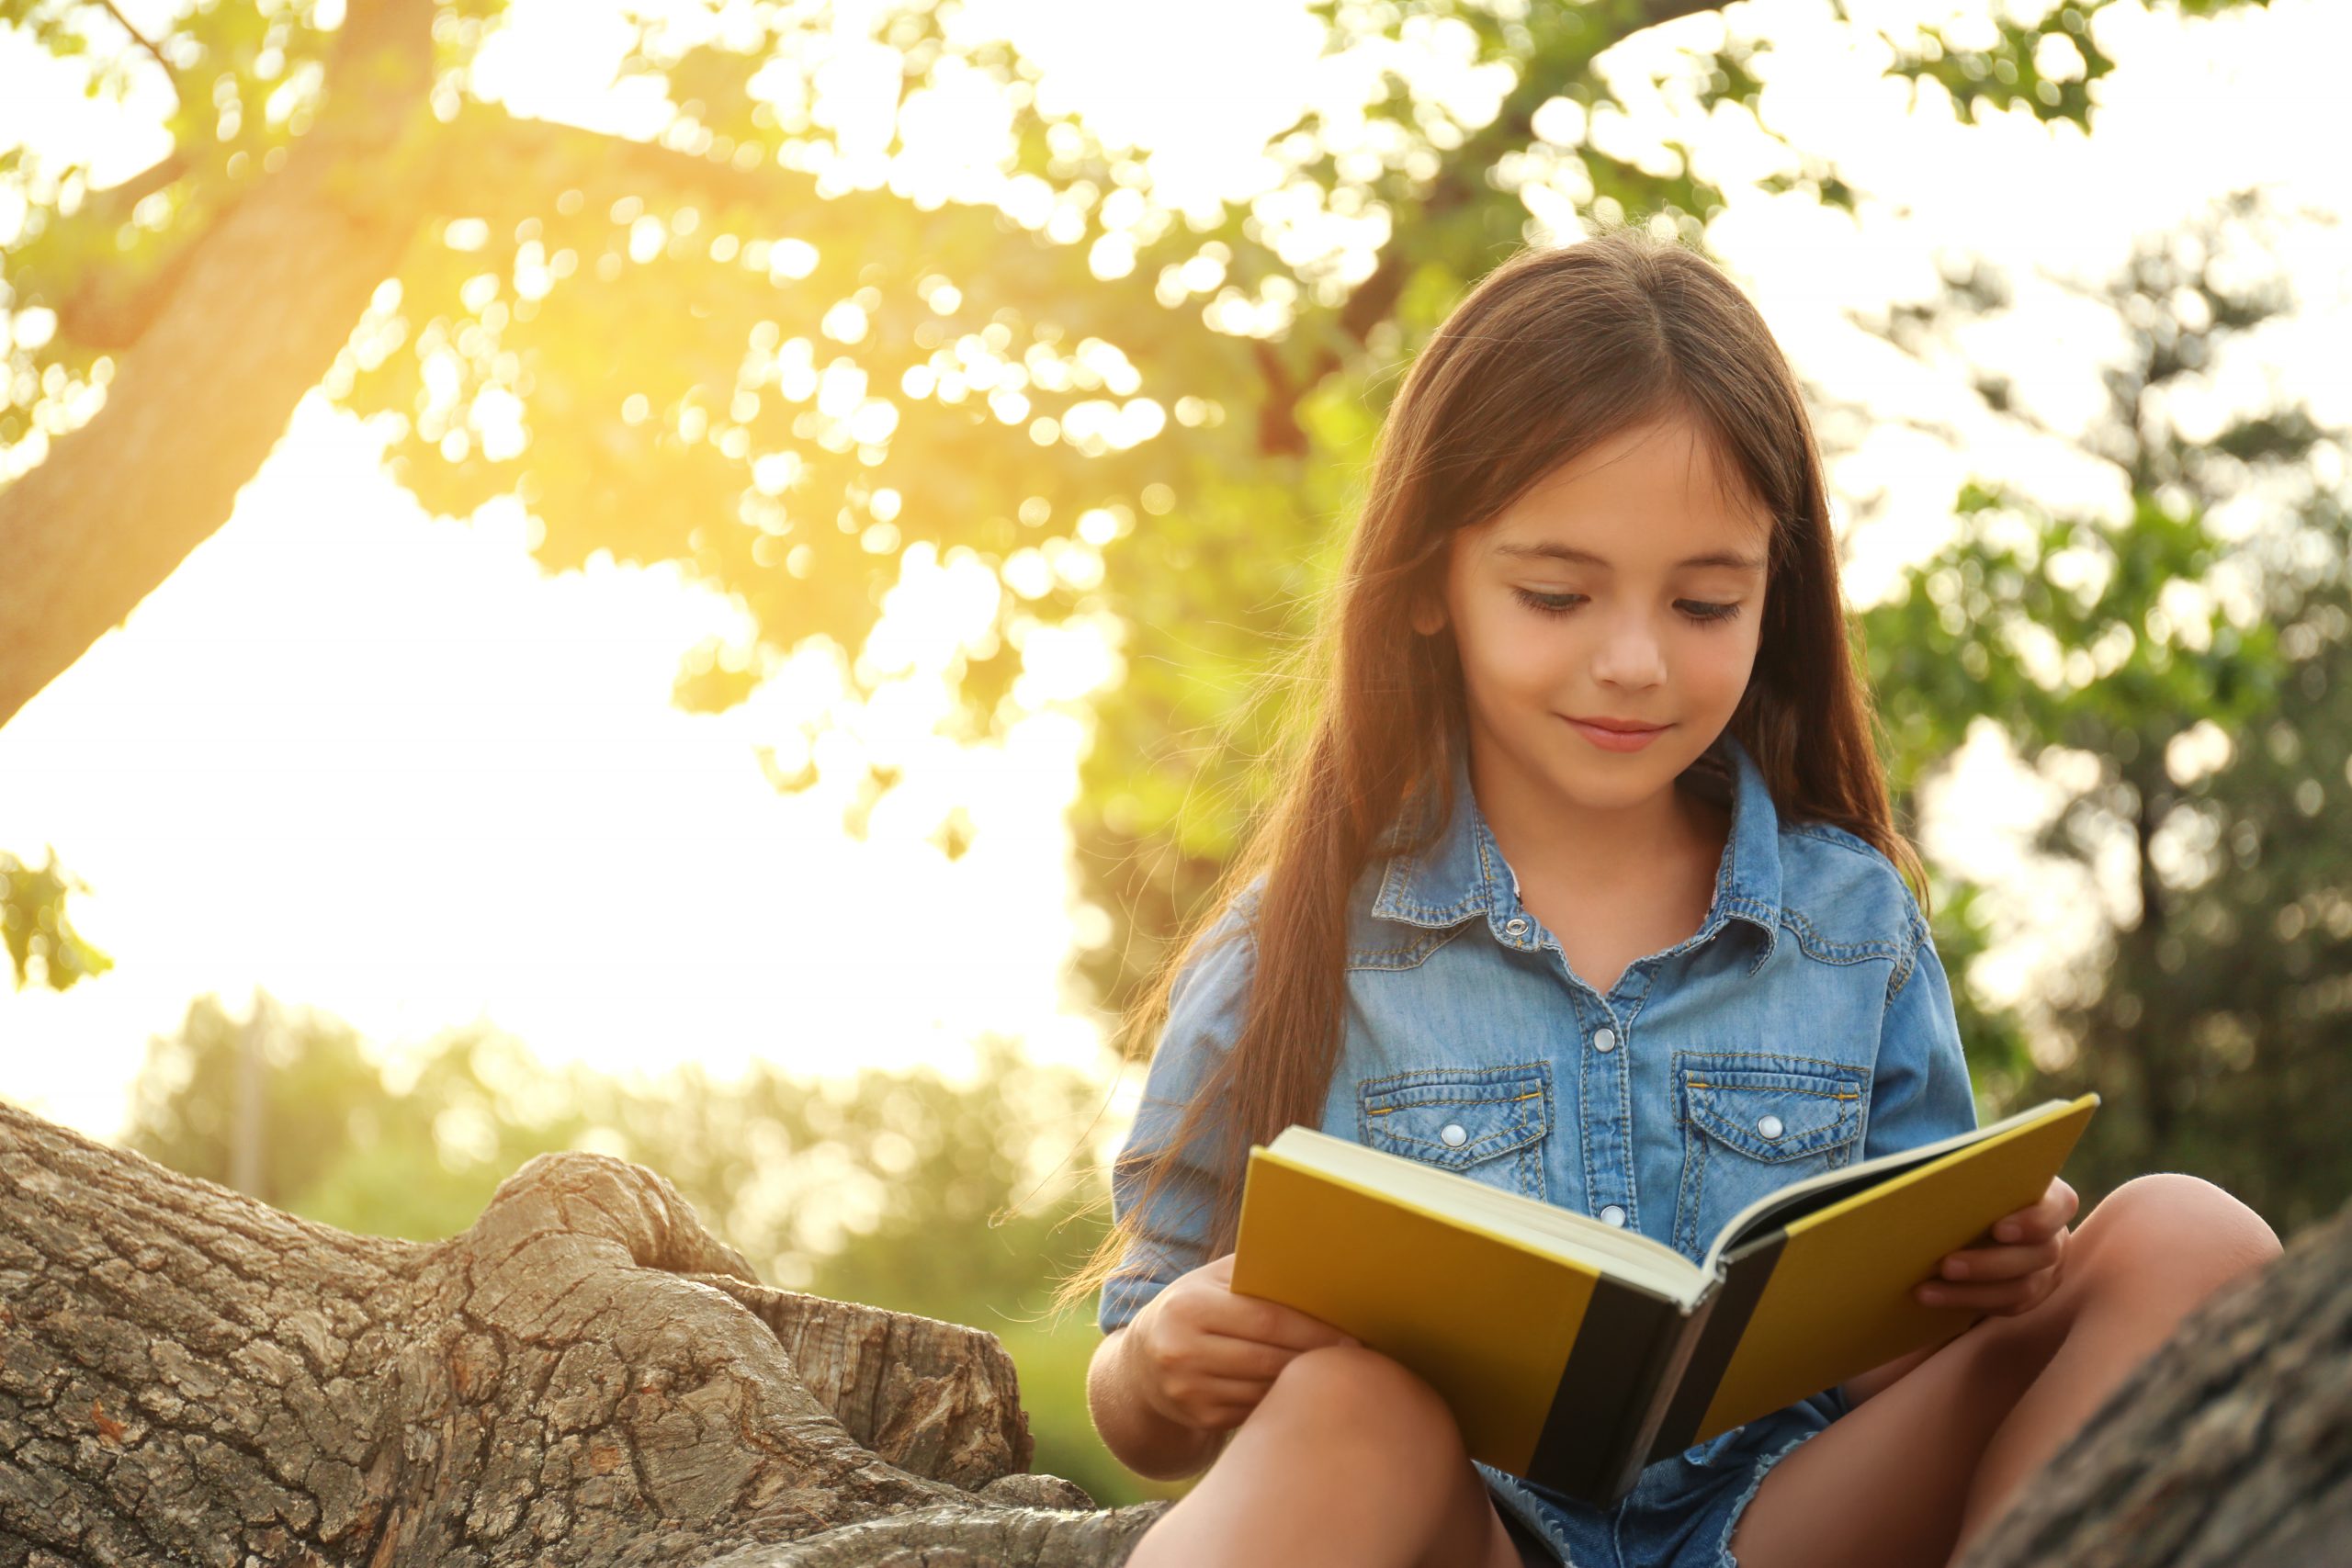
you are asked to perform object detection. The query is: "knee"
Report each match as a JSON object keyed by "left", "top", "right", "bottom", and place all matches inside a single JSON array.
[
  {"left": 2075, "top": 1173, "right": 2283, "bottom": 1297},
  {"left": 1263, "top": 1344, "right": 1467, "bottom": 1477}
]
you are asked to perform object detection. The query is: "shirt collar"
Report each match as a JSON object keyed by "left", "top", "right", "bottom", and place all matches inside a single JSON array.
[{"left": 1370, "top": 731, "right": 1783, "bottom": 972}]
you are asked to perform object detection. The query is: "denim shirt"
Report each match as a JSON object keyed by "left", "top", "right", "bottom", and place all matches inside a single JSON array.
[{"left": 1099, "top": 732, "right": 1981, "bottom": 1419}]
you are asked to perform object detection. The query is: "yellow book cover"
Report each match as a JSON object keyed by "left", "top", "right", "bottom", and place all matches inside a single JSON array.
[{"left": 1229, "top": 1093, "right": 2098, "bottom": 1507}]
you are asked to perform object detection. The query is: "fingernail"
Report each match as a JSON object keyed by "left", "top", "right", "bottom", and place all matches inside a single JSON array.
[
  {"left": 1917, "top": 1285, "right": 1941, "bottom": 1303},
  {"left": 1943, "top": 1258, "right": 1969, "bottom": 1280},
  {"left": 1996, "top": 1223, "right": 2019, "bottom": 1242}
]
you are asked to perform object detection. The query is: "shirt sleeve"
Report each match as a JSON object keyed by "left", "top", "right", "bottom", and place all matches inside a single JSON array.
[
  {"left": 1096, "top": 898, "right": 1260, "bottom": 1337},
  {"left": 1862, "top": 916, "right": 1980, "bottom": 1163}
]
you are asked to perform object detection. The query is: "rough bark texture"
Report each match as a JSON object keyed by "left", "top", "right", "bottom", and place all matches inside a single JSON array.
[
  {"left": 4, "top": 1090, "right": 2346, "bottom": 1566},
  {"left": 0, "top": 1099, "right": 1166, "bottom": 1566},
  {"left": 1959, "top": 1191, "right": 2352, "bottom": 1568}
]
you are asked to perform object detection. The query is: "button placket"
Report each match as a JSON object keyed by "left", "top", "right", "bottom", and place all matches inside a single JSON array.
[{"left": 1578, "top": 1003, "right": 1634, "bottom": 1243}]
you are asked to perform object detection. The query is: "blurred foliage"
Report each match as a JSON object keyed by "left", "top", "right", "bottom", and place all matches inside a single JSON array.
[
  {"left": 0, "top": 846, "right": 110, "bottom": 993},
  {"left": 119, "top": 990, "right": 1182, "bottom": 1507},
  {"left": 0, "top": 0, "right": 2269, "bottom": 1024},
  {"left": 1854, "top": 188, "right": 2351, "bottom": 1234}
]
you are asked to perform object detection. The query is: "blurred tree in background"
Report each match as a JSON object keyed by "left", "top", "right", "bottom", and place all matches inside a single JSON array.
[
  {"left": 1855, "top": 188, "right": 2351, "bottom": 1232},
  {"left": 119, "top": 989, "right": 1174, "bottom": 1508},
  {"left": 1, "top": 0, "right": 2243, "bottom": 1011}
]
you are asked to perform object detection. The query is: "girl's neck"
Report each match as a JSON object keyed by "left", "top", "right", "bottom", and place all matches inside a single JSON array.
[{"left": 1464, "top": 741, "right": 1725, "bottom": 897}]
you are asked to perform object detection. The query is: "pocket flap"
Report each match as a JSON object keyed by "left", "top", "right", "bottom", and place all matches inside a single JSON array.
[
  {"left": 1680, "top": 1057, "right": 1863, "bottom": 1164},
  {"left": 1358, "top": 1065, "right": 1552, "bottom": 1170}
]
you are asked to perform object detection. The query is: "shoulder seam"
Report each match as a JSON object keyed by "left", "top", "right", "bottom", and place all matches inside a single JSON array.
[
  {"left": 1781, "top": 821, "right": 1890, "bottom": 863},
  {"left": 1883, "top": 910, "right": 1929, "bottom": 1007}
]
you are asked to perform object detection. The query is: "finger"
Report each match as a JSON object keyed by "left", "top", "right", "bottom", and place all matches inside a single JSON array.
[
  {"left": 1934, "top": 1236, "right": 2065, "bottom": 1282},
  {"left": 1172, "top": 1371, "right": 1282, "bottom": 1405},
  {"left": 1914, "top": 1274, "right": 2050, "bottom": 1313},
  {"left": 1993, "top": 1180, "right": 2077, "bottom": 1243},
  {"left": 1225, "top": 1298, "right": 1360, "bottom": 1352},
  {"left": 1187, "top": 1332, "right": 1317, "bottom": 1382}
]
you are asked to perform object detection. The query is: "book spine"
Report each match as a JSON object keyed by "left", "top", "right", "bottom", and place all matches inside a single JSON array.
[
  {"left": 1610, "top": 1286, "right": 1718, "bottom": 1495},
  {"left": 1524, "top": 1281, "right": 1685, "bottom": 1507},
  {"left": 1645, "top": 1232, "right": 1789, "bottom": 1464}
]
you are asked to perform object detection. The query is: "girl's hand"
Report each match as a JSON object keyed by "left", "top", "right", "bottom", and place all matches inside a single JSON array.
[
  {"left": 1127, "top": 1252, "right": 1358, "bottom": 1433},
  {"left": 1914, "top": 1177, "right": 2079, "bottom": 1316}
]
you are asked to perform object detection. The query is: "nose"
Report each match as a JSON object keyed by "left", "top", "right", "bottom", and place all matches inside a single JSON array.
[{"left": 1591, "top": 610, "right": 1667, "bottom": 691}]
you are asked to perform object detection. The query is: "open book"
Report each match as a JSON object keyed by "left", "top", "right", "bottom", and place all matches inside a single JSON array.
[{"left": 1228, "top": 1093, "right": 2098, "bottom": 1509}]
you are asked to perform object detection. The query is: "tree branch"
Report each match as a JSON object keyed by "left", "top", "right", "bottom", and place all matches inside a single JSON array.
[
  {"left": 93, "top": 0, "right": 184, "bottom": 103},
  {"left": 0, "top": 0, "right": 440, "bottom": 730}
]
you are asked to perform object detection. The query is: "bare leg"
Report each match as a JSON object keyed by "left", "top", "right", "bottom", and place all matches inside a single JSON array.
[
  {"left": 1951, "top": 1174, "right": 2283, "bottom": 1553},
  {"left": 1724, "top": 1173, "right": 2281, "bottom": 1568},
  {"left": 1124, "top": 1344, "right": 1529, "bottom": 1568}
]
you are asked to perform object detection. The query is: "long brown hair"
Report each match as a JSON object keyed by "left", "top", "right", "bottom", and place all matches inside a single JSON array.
[{"left": 1048, "top": 217, "right": 1924, "bottom": 1321}]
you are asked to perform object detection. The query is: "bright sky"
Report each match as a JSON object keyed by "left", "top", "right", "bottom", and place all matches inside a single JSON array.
[{"left": 1, "top": 0, "right": 2346, "bottom": 1143}]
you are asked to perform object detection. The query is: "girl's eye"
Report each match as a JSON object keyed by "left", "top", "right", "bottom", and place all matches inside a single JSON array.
[
  {"left": 1510, "top": 587, "right": 1744, "bottom": 625},
  {"left": 1511, "top": 588, "right": 1583, "bottom": 615}
]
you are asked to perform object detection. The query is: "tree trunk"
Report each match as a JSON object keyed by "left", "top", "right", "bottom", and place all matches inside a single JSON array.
[
  {"left": 1958, "top": 1191, "right": 2352, "bottom": 1568},
  {"left": 0, "top": 1099, "right": 1165, "bottom": 1566},
  {"left": 0, "top": 0, "right": 447, "bottom": 730},
  {"left": 4, "top": 1095, "right": 2344, "bottom": 1567}
]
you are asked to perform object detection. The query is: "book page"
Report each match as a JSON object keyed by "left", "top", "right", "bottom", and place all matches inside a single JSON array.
[
  {"left": 1700, "top": 1097, "right": 2088, "bottom": 1276},
  {"left": 1689, "top": 1094, "right": 2098, "bottom": 1440}
]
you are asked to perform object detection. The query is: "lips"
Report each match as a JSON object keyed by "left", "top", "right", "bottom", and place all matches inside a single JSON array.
[{"left": 1563, "top": 716, "right": 1670, "bottom": 752}]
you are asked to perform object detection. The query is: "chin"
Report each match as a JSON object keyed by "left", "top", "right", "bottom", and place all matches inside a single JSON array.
[{"left": 1546, "top": 757, "right": 1677, "bottom": 807}]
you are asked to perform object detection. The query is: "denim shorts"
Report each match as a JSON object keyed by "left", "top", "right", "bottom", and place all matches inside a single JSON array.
[{"left": 1479, "top": 1387, "right": 1851, "bottom": 1568}]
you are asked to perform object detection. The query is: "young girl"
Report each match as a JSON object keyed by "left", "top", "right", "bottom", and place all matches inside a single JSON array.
[{"left": 1054, "top": 221, "right": 2283, "bottom": 1568}]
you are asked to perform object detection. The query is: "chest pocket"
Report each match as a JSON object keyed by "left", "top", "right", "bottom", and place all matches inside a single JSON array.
[
  {"left": 1671, "top": 1052, "right": 1865, "bottom": 1260},
  {"left": 1357, "top": 1063, "right": 1552, "bottom": 1202}
]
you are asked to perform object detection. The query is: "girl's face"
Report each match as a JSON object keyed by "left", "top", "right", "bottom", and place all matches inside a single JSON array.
[{"left": 1416, "top": 414, "right": 1772, "bottom": 817}]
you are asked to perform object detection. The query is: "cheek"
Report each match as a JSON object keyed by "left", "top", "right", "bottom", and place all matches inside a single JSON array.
[
  {"left": 1688, "top": 625, "right": 1762, "bottom": 706},
  {"left": 1459, "top": 614, "right": 1571, "bottom": 701}
]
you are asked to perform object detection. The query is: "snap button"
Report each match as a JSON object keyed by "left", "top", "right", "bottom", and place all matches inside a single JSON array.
[
  {"left": 1593, "top": 1027, "right": 1617, "bottom": 1053},
  {"left": 1758, "top": 1114, "right": 1784, "bottom": 1139},
  {"left": 1440, "top": 1123, "right": 1468, "bottom": 1148},
  {"left": 1503, "top": 918, "right": 1530, "bottom": 937},
  {"left": 1600, "top": 1204, "right": 1627, "bottom": 1227}
]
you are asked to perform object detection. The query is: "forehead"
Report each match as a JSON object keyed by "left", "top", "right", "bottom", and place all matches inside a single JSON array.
[{"left": 1477, "top": 418, "right": 1770, "bottom": 559}]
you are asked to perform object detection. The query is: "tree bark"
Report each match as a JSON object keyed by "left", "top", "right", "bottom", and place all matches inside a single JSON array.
[
  {"left": 5, "top": 1089, "right": 2345, "bottom": 1566},
  {"left": 0, "top": 1098, "right": 1165, "bottom": 1566},
  {"left": 1958, "top": 1191, "right": 2352, "bottom": 1568}
]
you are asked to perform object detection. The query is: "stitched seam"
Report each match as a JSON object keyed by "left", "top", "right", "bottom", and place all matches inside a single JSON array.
[
  {"left": 1347, "top": 920, "right": 1472, "bottom": 972},
  {"left": 1681, "top": 1106, "right": 1860, "bottom": 1133},
  {"left": 1356, "top": 1063, "right": 1548, "bottom": 1093},
  {"left": 1374, "top": 1131, "right": 1541, "bottom": 1153},
  {"left": 1780, "top": 907, "right": 1905, "bottom": 964},
  {"left": 1364, "top": 1090, "right": 1544, "bottom": 1113},
  {"left": 1676, "top": 1051, "right": 1868, "bottom": 1077},
  {"left": 1885, "top": 917, "right": 1928, "bottom": 1004},
  {"left": 1783, "top": 822, "right": 1886, "bottom": 861},
  {"left": 1681, "top": 1103, "right": 1860, "bottom": 1155},
  {"left": 1684, "top": 1083, "right": 1860, "bottom": 1099}
]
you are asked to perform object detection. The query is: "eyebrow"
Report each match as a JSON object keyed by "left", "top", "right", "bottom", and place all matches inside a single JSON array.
[{"left": 1491, "top": 542, "right": 1768, "bottom": 572}]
